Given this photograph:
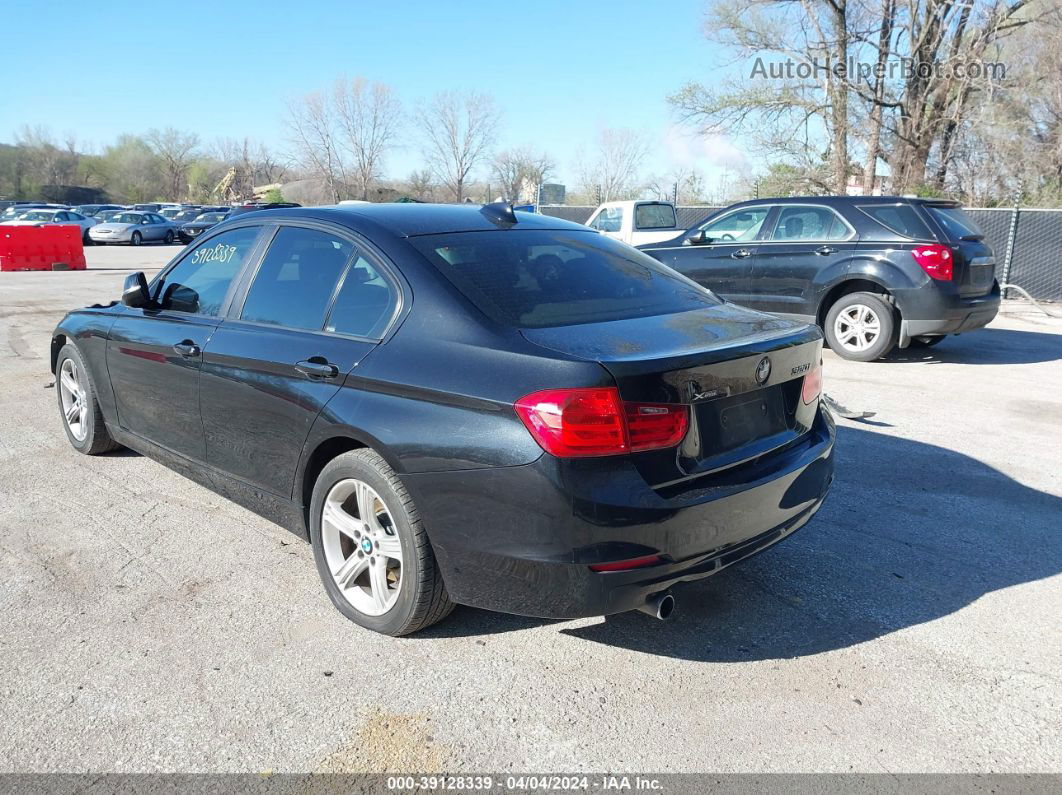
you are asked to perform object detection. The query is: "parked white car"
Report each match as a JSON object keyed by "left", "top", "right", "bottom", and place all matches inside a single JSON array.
[
  {"left": 0, "top": 208, "right": 98, "bottom": 243},
  {"left": 585, "top": 200, "right": 682, "bottom": 246}
]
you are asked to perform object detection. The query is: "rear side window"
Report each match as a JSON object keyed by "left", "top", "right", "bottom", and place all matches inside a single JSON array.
[
  {"left": 410, "top": 229, "right": 719, "bottom": 329},
  {"left": 926, "top": 206, "right": 983, "bottom": 240},
  {"left": 770, "top": 206, "right": 850, "bottom": 241},
  {"left": 326, "top": 254, "right": 398, "bottom": 338},
  {"left": 155, "top": 225, "right": 261, "bottom": 315},
  {"left": 634, "top": 203, "right": 676, "bottom": 229},
  {"left": 241, "top": 226, "right": 354, "bottom": 330},
  {"left": 859, "top": 204, "right": 933, "bottom": 239}
]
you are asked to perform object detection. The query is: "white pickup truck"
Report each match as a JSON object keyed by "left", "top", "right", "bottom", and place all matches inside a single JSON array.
[{"left": 584, "top": 200, "right": 683, "bottom": 246}]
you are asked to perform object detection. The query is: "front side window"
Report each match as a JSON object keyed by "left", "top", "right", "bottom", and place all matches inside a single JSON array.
[
  {"left": 240, "top": 226, "right": 354, "bottom": 330},
  {"left": 634, "top": 203, "right": 677, "bottom": 230},
  {"left": 699, "top": 207, "right": 769, "bottom": 242},
  {"left": 154, "top": 225, "right": 261, "bottom": 315},
  {"left": 770, "top": 206, "right": 849, "bottom": 241},
  {"left": 326, "top": 254, "right": 398, "bottom": 338},
  {"left": 589, "top": 207, "right": 623, "bottom": 233},
  {"left": 411, "top": 229, "right": 720, "bottom": 329}
]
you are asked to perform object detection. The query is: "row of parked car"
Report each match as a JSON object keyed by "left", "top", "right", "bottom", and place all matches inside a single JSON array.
[{"left": 0, "top": 201, "right": 300, "bottom": 246}]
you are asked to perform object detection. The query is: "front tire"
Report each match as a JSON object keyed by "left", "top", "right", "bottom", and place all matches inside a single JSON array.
[
  {"left": 309, "top": 449, "right": 454, "bottom": 636},
  {"left": 82, "top": 229, "right": 93, "bottom": 246},
  {"left": 824, "top": 291, "right": 897, "bottom": 361},
  {"left": 130, "top": 231, "right": 142, "bottom": 246},
  {"left": 55, "top": 344, "right": 121, "bottom": 455}
]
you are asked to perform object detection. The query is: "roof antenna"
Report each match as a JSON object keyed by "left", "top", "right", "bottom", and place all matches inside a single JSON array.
[{"left": 480, "top": 201, "right": 518, "bottom": 227}]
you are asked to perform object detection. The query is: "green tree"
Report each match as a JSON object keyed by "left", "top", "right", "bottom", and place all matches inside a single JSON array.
[{"left": 263, "top": 187, "right": 286, "bottom": 203}]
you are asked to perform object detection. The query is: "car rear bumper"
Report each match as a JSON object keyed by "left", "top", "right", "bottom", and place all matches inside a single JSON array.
[
  {"left": 895, "top": 282, "right": 1000, "bottom": 345},
  {"left": 400, "top": 404, "right": 835, "bottom": 618}
]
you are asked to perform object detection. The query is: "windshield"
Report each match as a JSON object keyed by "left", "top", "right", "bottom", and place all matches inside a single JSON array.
[
  {"left": 2, "top": 208, "right": 30, "bottom": 220},
  {"left": 98, "top": 211, "right": 122, "bottom": 222},
  {"left": 160, "top": 208, "right": 182, "bottom": 218},
  {"left": 113, "top": 213, "right": 144, "bottom": 224},
  {"left": 410, "top": 229, "right": 720, "bottom": 329},
  {"left": 927, "top": 206, "right": 983, "bottom": 239},
  {"left": 196, "top": 212, "right": 226, "bottom": 223}
]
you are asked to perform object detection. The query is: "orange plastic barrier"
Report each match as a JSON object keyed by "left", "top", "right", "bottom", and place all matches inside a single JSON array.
[{"left": 0, "top": 225, "right": 86, "bottom": 271}]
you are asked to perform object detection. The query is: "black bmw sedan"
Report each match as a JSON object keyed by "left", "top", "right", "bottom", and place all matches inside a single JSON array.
[{"left": 51, "top": 204, "right": 835, "bottom": 635}]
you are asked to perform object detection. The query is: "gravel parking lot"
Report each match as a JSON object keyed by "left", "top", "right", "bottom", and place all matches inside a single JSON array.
[{"left": 1, "top": 248, "right": 1059, "bottom": 774}]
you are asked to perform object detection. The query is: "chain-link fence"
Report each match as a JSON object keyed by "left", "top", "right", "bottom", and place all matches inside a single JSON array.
[{"left": 540, "top": 204, "right": 1062, "bottom": 301}]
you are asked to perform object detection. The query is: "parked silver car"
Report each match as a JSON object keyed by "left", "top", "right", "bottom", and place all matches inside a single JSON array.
[
  {"left": 88, "top": 211, "right": 179, "bottom": 245},
  {"left": 0, "top": 208, "right": 98, "bottom": 244}
]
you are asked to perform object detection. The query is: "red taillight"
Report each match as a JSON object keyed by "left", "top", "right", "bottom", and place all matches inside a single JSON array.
[
  {"left": 802, "top": 361, "right": 822, "bottom": 404},
  {"left": 588, "top": 554, "right": 663, "bottom": 572},
  {"left": 910, "top": 244, "right": 953, "bottom": 281},
  {"left": 514, "top": 387, "right": 688, "bottom": 457}
]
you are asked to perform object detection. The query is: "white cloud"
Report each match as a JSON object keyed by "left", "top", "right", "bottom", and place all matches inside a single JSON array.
[{"left": 662, "top": 124, "right": 749, "bottom": 173}]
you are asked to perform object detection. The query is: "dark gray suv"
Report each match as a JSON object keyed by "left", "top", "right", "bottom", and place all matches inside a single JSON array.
[{"left": 639, "top": 196, "right": 1000, "bottom": 361}]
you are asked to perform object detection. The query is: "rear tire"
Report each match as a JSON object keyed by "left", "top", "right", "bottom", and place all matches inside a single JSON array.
[
  {"left": 824, "top": 291, "right": 897, "bottom": 361},
  {"left": 164, "top": 230, "right": 175, "bottom": 245},
  {"left": 309, "top": 449, "right": 454, "bottom": 636},
  {"left": 130, "top": 231, "right": 142, "bottom": 246},
  {"left": 82, "top": 229, "right": 93, "bottom": 246},
  {"left": 55, "top": 344, "right": 121, "bottom": 455}
]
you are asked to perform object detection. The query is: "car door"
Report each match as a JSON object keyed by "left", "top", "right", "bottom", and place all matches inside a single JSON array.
[
  {"left": 752, "top": 205, "right": 857, "bottom": 319},
  {"left": 106, "top": 224, "right": 267, "bottom": 461},
  {"left": 642, "top": 205, "right": 771, "bottom": 305},
  {"left": 199, "top": 224, "right": 401, "bottom": 497}
]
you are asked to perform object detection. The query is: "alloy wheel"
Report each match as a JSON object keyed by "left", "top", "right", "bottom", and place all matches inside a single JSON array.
[
  {"left": 833, "top": 303, "right": 881, "bottom": 354},
  {"left": 320, "top": 478, "right": 404, "bottom": 616},
  {"left": 58, "top": 358, "right": 87, "bottom": 441}
]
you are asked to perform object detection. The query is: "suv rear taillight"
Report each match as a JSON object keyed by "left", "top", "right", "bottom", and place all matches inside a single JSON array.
[
  {"left": 514, "top": 387, "right": 688, "bottom": 457},
  {"left": 910, "top": 244, "right": 953, "bottom": 280}
]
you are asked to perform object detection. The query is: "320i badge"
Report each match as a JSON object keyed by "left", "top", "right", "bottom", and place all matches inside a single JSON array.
[{"left": 51, "top": 203, "right": 835, "bottom": 635}]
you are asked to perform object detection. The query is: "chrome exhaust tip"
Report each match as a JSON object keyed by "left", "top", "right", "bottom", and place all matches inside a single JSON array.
[{"left": 637, "top": 591, "right": 676, "bottom": 621}]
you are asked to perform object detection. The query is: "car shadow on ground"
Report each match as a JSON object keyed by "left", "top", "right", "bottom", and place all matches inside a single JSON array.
[
  {"left": 425, "top": 425, "right": 1061, "bottom": 662},
  {"left": 879, "top": 327, "right": 1061, "bottom": 365}
]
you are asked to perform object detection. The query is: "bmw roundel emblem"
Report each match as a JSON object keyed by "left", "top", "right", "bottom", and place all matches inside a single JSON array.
[{"left": 755, "top": 356, "right": 772, "bottom": 385}]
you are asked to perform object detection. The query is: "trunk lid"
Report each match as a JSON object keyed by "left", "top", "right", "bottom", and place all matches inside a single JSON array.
[{"left": 521, "top": 303, "right": 823, "bottom": 487}]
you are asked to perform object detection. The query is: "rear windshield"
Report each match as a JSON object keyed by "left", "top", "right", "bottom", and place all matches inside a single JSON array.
[
  {"left": 926, "top": 205, "right": 984, "bottom": 240},
  {"left": 634, "top": 203, "right": 677, "bottom": 229},
  {"left": 410, "top": 229, "right": 720, "bottom": 329},
  {"left": 858, "top": 204, "right": 933, "bottom": 239}
]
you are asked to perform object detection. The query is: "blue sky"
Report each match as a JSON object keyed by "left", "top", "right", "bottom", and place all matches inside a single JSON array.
[{"left": 1, "top": 0, "right": 750, "bottom": 190}]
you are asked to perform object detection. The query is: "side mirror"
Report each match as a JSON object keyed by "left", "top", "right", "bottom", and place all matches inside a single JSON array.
[
  {"left": 686, "top": 230, "right": 711, "bottom": 246},
  {"left": 122, "top": 271, "right": 151, "bottom": 308}
]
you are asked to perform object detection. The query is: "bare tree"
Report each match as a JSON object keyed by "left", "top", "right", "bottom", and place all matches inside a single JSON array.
[
  {"left": 577, "top": 128, "right": 650, "bottom": 202},
  {"left": 416, "top": 91, "right": 501, "bottom": 202},
  {"left": 286, "top": 91, "right": 345, "bottom": 203},
  {"left": 404, "top": 169, "right": 437, "bottom": 201},
  {"left": 490, "top": 147, "right": 555, "bottom": 202},
  {"left": 334, "top": 77, "right": 402, "bottom": 200},
  {"left": 145, "top": 128, "right": 200, "bottom": 200}
]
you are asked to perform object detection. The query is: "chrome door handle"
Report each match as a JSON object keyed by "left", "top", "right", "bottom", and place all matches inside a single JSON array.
[
  {"left": 815, "top": 245, "right": 835, "bottom": 255},
  {"left": 172, "top": 340, "right": 200, "bottom": 357},
  {"left": 732, "top": 249, "right": 752, "bottom": 259},
  {"left": 295, "top": 359, "right": 339, "bottom": 379}
]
